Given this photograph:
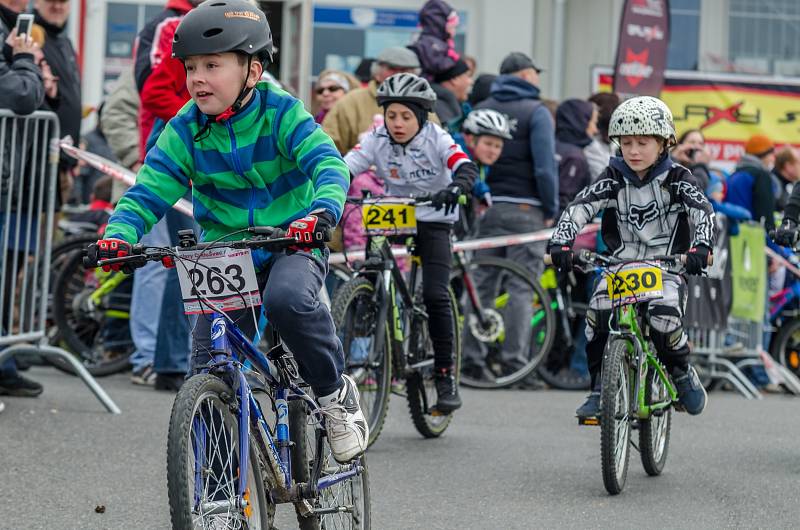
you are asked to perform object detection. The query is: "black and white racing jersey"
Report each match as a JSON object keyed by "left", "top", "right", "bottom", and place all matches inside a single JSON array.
[
  {"left": 344, "top": 122, "right": 471, "bottom": 223},
  {"left": 550, "top": 155, "right": 716, "bottom": 259}
]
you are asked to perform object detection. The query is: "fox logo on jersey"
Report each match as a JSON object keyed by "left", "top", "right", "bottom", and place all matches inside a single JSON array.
[{"left": 629, "top": 201, "right": 659, "bottom": 230}]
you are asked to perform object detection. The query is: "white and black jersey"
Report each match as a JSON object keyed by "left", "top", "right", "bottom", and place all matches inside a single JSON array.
[{"left": 550, "top": 155, "right": 716, "bottom": 259}]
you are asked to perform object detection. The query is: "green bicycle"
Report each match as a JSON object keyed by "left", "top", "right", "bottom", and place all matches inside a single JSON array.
[{"left": 552, "top": 250, "right": 687, "bottom": 495}]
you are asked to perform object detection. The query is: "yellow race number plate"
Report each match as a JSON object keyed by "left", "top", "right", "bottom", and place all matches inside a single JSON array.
[
  {"left": 362, "top": 200, "right": 417, "bottom": 235},
  {"left": 607, "top": 266, "right": 663, "bottom": 302}
]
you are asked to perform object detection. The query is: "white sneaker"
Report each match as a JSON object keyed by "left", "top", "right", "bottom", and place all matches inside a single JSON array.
[{"left": 317, "top": 374, "right": 368, "bottom": 464}]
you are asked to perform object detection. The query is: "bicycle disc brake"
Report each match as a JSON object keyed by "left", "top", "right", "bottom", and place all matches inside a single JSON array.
[{"left": 468, "top": 308, "right": 504, "bottom": 342}]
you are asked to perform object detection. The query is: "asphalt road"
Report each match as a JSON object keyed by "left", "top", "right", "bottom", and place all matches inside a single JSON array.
[{"left": 1, "top": 367, "right": 799, "bottom": 529}]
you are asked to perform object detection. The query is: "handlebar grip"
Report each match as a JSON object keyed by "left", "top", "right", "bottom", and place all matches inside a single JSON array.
[
  {"left": 457, "top": 195, "right": 468, "bottom": 206},
  {"left": 543, "top": 254, "right": 552, "bottom": 266}
]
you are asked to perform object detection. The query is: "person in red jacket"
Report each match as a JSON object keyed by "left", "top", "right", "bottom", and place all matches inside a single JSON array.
[{"left": 133, "top": 0, "right": 198, "bottom": 161}]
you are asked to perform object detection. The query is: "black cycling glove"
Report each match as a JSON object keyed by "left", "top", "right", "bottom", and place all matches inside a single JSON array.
[
  {"left": 685, "top": 245, "right": 711, "bottom": 275},
  {"left": 547, "top": 243, "right": 574, "bottom": 271}
]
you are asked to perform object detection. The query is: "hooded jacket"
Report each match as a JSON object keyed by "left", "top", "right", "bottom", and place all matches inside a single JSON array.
[
  {"left": 726, "top": 153, "right": 776, "bottom": 230},
  {"left": 34, "top": 9, "right": 81, "bottom": 171},
  {"left": 550, "top": 154, "right": 716, "bottom": 259},
  {"left": 475, "top": 74, "right": 558, "bottom": 218},
  {"left": 407, "top": 0, "right": 460, "bottom": 78},
  {"left": 555, "top": 99, "right": 593, "bottom": 212}
]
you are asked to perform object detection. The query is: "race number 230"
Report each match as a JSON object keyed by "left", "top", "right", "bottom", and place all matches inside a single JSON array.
[{"left": 608, "top": 267, "right": 663, "bottom": 299}]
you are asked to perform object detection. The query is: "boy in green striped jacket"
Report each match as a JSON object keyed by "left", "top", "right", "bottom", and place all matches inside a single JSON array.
[{"left": 89, "top": 0, "right": 367, "bottom": 463}]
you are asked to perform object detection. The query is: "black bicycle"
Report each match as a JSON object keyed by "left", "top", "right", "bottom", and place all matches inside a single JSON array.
[{"left": 331, "top": 194, "right": 461, "bottom": 445}]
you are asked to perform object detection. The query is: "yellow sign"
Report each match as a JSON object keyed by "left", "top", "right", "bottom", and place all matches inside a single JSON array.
[
  {"left": 362, "top": 201, "right": 416, "bottom": 235},
  {"left": 608, "top": 266, "right": 663, "bottom": 302},
  {"left": 593, "top": 69, "right": 800, "bottom": 163}
]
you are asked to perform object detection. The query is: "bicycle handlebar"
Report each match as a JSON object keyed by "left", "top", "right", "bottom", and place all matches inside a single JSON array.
[
  {"left": 86, "top": 226, "right": 315, "bottom": 270},
  {"left": 345, "top": 193, "right": 468, "bottom": 207},
  {"left": 543, "top": 250, "right": 712, "bottom": 268}
]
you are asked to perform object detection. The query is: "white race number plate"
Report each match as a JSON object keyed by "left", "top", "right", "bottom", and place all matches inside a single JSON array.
[{"left": 176, "top": 247, "right": 260, "bottom": 314}]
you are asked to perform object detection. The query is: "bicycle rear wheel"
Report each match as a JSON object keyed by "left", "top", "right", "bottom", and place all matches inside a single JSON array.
[
  {"left": 455, "top": 256, "right": 555, "bottom": 389},
  {"left": 770, "top": 316, "right": 800, "bottom": 378},
  {"left": 290, "top": 398, "right": 371, "bottom": 530},
  {"left": 167, "top": 374, "right": 273, "bottom": 529},
  {"left": 600, "top": 338, "right": 632, "bottom": 495},
  {"left": 331, "top": 277, "right": 392, "bottom": 447},
  {"left": 639, "top": 368, "right": 672, "bottom": 476},
  {"left": 406, "top": 286, "right": 461, "bottom": 438},
  {"left": 50, "top": 248, "right": 133, "bottom": 376}
]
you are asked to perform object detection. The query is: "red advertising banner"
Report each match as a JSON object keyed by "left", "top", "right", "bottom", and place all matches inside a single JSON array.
[{"left": 612, "top": 0, "right": 670, "bottom": 96}]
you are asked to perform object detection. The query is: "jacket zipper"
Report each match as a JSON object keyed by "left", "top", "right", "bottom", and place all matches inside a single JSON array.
[{"left": 226, "top": 120, "right": 256, "bottom": 227}]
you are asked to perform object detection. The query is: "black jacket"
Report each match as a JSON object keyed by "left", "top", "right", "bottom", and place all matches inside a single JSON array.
[
  {"left": 35, "top": 10, "right": 81, "bottom": 170},
  {"left": 431, "top": 81, "right": 462, "bottom": 132},
  {"left": 555, "top": 99, "right": 593, "bottom": 212}
]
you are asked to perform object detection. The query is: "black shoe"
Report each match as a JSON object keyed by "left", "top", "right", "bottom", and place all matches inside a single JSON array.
[
  {"left": 154, "top": 373, "right": 185, "bottom": 392},
  {"left": 576, "top": 392, "right": 601, "bottom": 418},
  {"left": 673, "top": 365, "right": 707, "bottom": 415},
  {"left": 434, "top": 369, "right": 462, "bottom": 413},
  {"left": 0, "top": 373, "right": 43, "bottom": 397}
]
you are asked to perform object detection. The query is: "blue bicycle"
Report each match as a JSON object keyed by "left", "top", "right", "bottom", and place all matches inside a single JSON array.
[{"left": 92, "top": 228, "right": 370, "bottom": 529}]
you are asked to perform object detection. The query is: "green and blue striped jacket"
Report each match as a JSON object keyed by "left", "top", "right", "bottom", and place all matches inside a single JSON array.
[{"left": 104, "top": 82, "right": 349, "bottom": 262}]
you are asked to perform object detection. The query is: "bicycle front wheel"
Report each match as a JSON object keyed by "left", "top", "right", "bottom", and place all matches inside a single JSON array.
[
  {"left": 770, "top": 316, "right": 800, "bottom": 378},
  {"left": 331, "top": 277, "right": 392, "bottom": 447},
  {"left": 639, "top": 367, "right": 672, "bottom": 476},
  {"left": 406, "top": 286, "right": 461, "bottom": 438},
  {"left": 167, "top": 374, "right": 273, "bottom": 529},
  {"left": 600, "top": 338, "right": 632, "bottom": 495},
  {"left": 455, "top": 256, "right": 555, "bottom": 389}
]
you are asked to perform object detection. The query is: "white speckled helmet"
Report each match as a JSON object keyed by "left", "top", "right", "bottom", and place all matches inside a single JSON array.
[
  {"left": 462, "top": 109, "right": 513, "bottom": 140},
  {"left": 608, "top": 96, "right": 676, "bottom": 145}
]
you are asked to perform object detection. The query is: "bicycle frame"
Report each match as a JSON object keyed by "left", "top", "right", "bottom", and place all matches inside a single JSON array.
[
  {"left": 192, "top": 310, "right": 363, "bottom": 512},
  {"left": 89, "top": 270, "right": 130, "bottom": 319}
]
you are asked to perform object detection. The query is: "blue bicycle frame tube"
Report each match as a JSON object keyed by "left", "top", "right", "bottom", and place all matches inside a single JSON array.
[
  {"left": 275, "top": 387, "right": 291, "bottom": 485},
  {"left": 237, "top": 370, "right": 251, "bottom": 497},
  {"left": 192, "top": 416, "right": 206, "bottom": 508}
]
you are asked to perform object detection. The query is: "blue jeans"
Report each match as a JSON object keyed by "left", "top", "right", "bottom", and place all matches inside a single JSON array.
[
  {"left": 192, "top": 249, "right": 344, "bottom": 397},
  {"left": 0, "top": 213, "right": 16, "bottom": 378},
  {"left": 129, "top": 209, "right": 192, "bottom": 375}
]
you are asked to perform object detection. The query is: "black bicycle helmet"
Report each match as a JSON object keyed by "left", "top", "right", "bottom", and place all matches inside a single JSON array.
[
  {"left": 376, "top": 73, "right": 437, "bottom": 112},
  {"left": 172, "top": 0, "right": 273, "bottom": 64}
]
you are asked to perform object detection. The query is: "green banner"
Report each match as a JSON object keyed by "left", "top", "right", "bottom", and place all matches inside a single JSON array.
[{"left": 729, "top": 223, "right": 766, "bottom": 322}]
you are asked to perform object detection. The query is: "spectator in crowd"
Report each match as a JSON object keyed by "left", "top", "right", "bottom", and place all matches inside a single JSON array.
[
  {"left": 727, "top": 134, "right": 776, "bottom": 231},
  {"left": 0, "top": 0, "right": 46, "bottom": 402},
  {"left": 464, "top": 55, "right": 476, "bottom": 78},
  {"left": 128, "top": 3, "right": 199, "bottom": 391},
  {"left": 72, "top": 106, "right": 118, "bottom": 204},
  {"left": 555, "top": 99, "right": 596, "bottom": 212},
  {"left": 34, "top": 0, "right": 81, "bottom": 207},
  {"left": 584, "top": 92, "right": 620, "bottom": 181},
  {"left": 407, "top": 0, "right": 460, "bottom": 80},
  {"left": 431, "top": 58, "right": 472, "bottom": 131},
  {"left": 134, "top": 0, "right": 199, "bottom": 161},
  {"left": 772, "top": 147, "right": 800, "bottom": 212},
  {"left": 353, "top": 58, "right": 374, "bottom": 85},
  {"left": 468, "top": 73, "right": 495, "bottom": 107},
  {"left": 322, "top": 46, "right": 424, "bottom": 154},
  {"left": 472, "top": 51, "right": 557, "bottom": 385},
  {"left": 313, "top": 69, "right": 358, "bottom": 124},
  {"left": 673, "top": 128, "right": 712, "bottom": 192},
  {"left": 67, "top": 175, "right": 114, "bottom": 228},
  {"left": 100, "top": 68, "right": 140, "bottom": 201}
]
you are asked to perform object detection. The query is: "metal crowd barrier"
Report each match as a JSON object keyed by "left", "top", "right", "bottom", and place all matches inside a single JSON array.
[{"left": 0, "top": 111, "right": 119, "bottom": 413}]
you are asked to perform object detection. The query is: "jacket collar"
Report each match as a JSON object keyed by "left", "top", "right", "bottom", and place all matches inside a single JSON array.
[
  {"left": 609, "top": 152, "right": 673, "bottom": 185},
  {"left": 737, "top": 153, "right": 768, "bottom": 171},
  {"left": 33, "top": 9, "right": 65, "bottom": 35}
]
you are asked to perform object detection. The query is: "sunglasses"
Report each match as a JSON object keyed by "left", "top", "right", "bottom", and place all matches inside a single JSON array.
[{"left": 316, "top": 85, "right": 344, "bottom": 95}]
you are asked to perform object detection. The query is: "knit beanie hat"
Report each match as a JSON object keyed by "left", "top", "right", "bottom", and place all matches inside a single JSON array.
[{"left": 434, "top": 58, "right": 470, "bottom": 83}]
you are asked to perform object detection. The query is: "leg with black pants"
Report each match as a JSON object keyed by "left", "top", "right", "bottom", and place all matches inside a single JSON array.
[{"left": 415, "top": 222, "right": 455, "bottom": 370}]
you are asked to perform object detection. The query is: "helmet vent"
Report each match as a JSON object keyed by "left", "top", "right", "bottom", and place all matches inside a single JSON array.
[
  {"left": 203, "top": 28, "right": 223, "bottom": 38},
  {"left": 210, "top": 2, "right": 226, "bottom": 5}
]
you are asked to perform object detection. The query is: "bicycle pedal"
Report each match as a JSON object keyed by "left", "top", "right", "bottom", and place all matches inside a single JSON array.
[
  {"left": 295, "top": 499, "right": 314, "bottom": 517},
  {"left": 577, "top": 416, "right": 599, "bottom": 426}
]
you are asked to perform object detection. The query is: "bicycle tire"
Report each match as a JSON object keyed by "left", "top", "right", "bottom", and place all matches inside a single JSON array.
[
  {"left": 167, "top": 374, "right": 273, "bottom": 529},
  {"left": 406, "top": 286, "right": 461, "bottom": 438},
  {"left": 330, "top": 277, "right": 392, "bottom": 447},
  {"left": 289, "top": 398, "right": 371, "bottom": 530},
  {"left": 455, "top": 256, "right": 555, "bottom": 389},
  {"left": 536, "top": 364, "right": 591, "bottom": 390},
  {"left": 50, "top": 248, "right": 133, "bottom": 376},
  {"left": 600, "top": 338, "right": 632, "bottom": 495},
  {"left": 770, "top": 316, "right": 800, "bottom": 378},
  {"left": 639, "top": 368, "right": 672, "bottom": 476}
]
